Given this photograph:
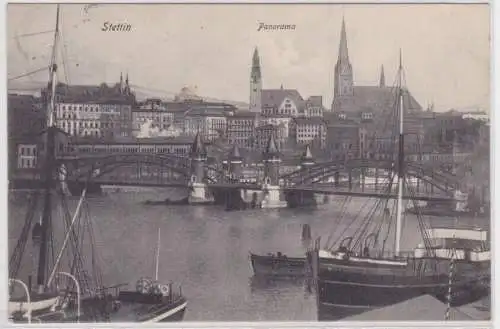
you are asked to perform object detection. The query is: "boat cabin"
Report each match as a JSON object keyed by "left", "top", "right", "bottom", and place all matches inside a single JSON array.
[{"left": 414, "top": 227, "right": 490, "bottom": 262}]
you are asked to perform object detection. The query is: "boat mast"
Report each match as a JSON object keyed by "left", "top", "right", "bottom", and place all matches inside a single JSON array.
[
  {"left": 36, "top": 4, "right": 60, "bottom": 293},
  {"left": 394, "top": 49, "right": 405, "bottom": 257},
  {"left": 155, "top": 228, "right": 161, "bottom": 281}
]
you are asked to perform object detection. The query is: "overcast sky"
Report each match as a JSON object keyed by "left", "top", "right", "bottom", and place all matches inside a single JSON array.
[{"left": 7, "top": 3, "right": 490, "bottom": 111}]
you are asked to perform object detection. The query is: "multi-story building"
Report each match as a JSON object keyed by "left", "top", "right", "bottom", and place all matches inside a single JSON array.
[
  {"left": 261, "top": 87, "right": 303, "bottom": 117},
  {"left": 55, "top": 100, "right": 132, "bottom": 139},
  {"left": 226, "top": 110, "right": 256, "bottom": 148},
  {"left": 254, "top": 124, "right": 283, "bottom": 151},
  {"left": 326, "top": 123, "right": 361, "bottom": 160},
  {"left": 290, "top": 117, "right": 327, "bottom": 149},
  {"left": 419, "top": 110, "right": 484, "bottom": 152},
  {"left": 260, "top": 114, "right": 292, "bottom": 142},
  {"left": 132, "top": 98, "right": 174, "bottom": 136},
  {"left": 17, "top": 144, "right": 38, "bottom": 169},
  {"left": 183, "top": 108, "right": 232, "bottom": 142},
  {"left": 47, "top": 73, "right": 136, "bottom": 140},
  {"left": 8, "top": 94, "right": 47, "bottom": 176},
  {"left": 303, "top": 96, "right": 325, "bottom": 117}
]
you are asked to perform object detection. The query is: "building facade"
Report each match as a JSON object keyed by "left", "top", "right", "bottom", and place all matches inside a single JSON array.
[
  {"left": 55, "top": 101, "right": 132, "bottom": 139},
  {"left": 291, "top": 117, "right": 327, "bottom": 149},
  {"left": 326, "top": 123, "right": 361, "bottom": 160},
  {"left": 226, "top": 110, "right": 256, "bottom": 148},
  {"left": 183, "top": 108, "right": 229, "bottom": 142}
]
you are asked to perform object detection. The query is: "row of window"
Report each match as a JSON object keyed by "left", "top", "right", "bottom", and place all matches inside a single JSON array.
[
  {"left": 227, "top": 122, "right": 253, "bottom": 128},
  {"left": 18, "top": 158, "right": 37, "bottom": 169},
  {"left": 134, "top": 116, "right": 173, "bottom": 122},
  {"left": 59, "top": 121, "right": 117, "bottom": 129},
  {"left": 59, "top": 104, "right": 129, "bottom": 112},
  {"left": 19, "top": 147, "right": 37, "bottom": 156},
  {"left": 75, "top": 145, "right": 190, "bottom": 154}
]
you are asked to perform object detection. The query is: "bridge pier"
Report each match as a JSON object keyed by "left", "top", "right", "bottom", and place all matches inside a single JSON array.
[
  {"left": 285, "top": 190, "right": 317, "bottom": 208},
  {"left": 260, "top": 134, "right": 287, "bottom": 209},
  {"left": 188, "top": 181, "right": 214, "bottom": 205},
  {"left": 334, "top": 171, "right": 340, "bottom": 187},
  {"left": 285, "top": 145, "right": 318, "bottom": 208},
  {"left": 187, "top": 133, "right": 214, "bottom": 205}
]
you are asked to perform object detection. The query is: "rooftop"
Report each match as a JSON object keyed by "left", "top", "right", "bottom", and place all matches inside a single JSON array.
[
  {"left": 69, "top": 135, "right": 197, "bottom": 145},
  {"left": 293, "top": 117, "right": 326, "bottom": 125}
]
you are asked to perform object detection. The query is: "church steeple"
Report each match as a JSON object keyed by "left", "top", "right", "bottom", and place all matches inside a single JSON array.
[
  {"left": 249, "top": 47, "right": 262, "bottom": 113},
  {"left": 119, "top": 72, "right": 124, "bottom": 93},
  {"left": 379, "top": 65, "right": 385, "bottom": 87},
  {"left": 332, "top": 16, "right": 354, "bottom": 110},
  {"left": 338, "top": 17, "right": 349, "bottom": 62},
  {"left": 125, "top": 72, "right": 130, "bottom": 95},
  {"left": 251, "top": 47, "right": 261, "bottom": 83}
]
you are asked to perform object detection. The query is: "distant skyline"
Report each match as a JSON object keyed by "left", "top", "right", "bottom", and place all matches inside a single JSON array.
[{"left": 7, "top": 3, "right": 490, "bottom": 111}]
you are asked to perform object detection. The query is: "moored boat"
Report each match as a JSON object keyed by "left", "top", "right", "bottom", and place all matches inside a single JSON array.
[
  {"left": 312, "top": 53, "right": 490, "bottom": 320},
  {"left": 8, "top": 5, "right": 187, "bottom": 323},
  {"left": 250, "top": 252, "right": 308, "bottom": 277},
  {"left": 250, "top": 224, "right": 313, "bottom": 277}
]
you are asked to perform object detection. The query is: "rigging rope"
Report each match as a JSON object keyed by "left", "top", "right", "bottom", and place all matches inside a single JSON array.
[
  {"left": 8, "top": 66, "right": 49, "bottom": 81},
  {"left": 351, "top": 173, "right": 397, "bottom": 254},
  {"left": 323, "top": 195, "right": 350, "bottom": 249},
  {"left": 445, "top": 246, "right": 456, "bottom": 320},
  {"left": 328, "top": 196, "right": 376, "bottom": 251},
  {"left": 380, "top": 200, "right": 397, "bottom": 257},
  {"left": 15, "top": 30, "right": 55, "bottom": 38},
  {"left": 404, "top": 176, "right": 435, "bottom": 255},
  {"left": 9, "top": 190, "right": 41, "bottom": 279}
]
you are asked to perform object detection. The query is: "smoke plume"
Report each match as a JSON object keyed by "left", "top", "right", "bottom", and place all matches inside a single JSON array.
[{"left": 136, "top": 119, "right": 182, "bottom": 138}]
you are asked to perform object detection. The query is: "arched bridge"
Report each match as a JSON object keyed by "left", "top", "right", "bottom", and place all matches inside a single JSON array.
[
  {"left": 58, "top": 153, "right": 226, "bottom": 186},
  {"left": 55, "top": 151, "right": 464, "bottom": 201},
  {"left": 281, "top": 158, "right": 462, "bottom": 197}
]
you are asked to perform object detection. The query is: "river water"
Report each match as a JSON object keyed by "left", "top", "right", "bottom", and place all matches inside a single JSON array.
[{"left": 8, "top": 188, "right": 489, "bottom": 321}]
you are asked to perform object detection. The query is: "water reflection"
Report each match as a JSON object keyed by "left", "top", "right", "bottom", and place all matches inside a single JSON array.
[{"left": 8, "top": 189, "right": 489, "bottom": 321}]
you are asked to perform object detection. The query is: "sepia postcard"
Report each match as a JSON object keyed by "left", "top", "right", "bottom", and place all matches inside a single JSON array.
[{"left": 5, "top": 2, "right": 492, "bottom": 327}]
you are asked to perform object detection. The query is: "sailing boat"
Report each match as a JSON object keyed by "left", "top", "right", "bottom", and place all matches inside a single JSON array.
[
  {"left": 8, "top": 4, "right": 187, "bottom": 323},
  {"left": 311, "top": 52, "right": 490, "bottom": 320}
]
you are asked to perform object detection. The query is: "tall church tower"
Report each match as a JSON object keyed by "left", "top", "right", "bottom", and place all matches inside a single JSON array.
[
  {"left": 332, "top": 17, "right": 354, "bottom": 111},
  {"left": 249, "top": 47, "right": 262, "bottom": 113},
  {"left": 379, "top": 65, "right": 385, "bottom": 87}
]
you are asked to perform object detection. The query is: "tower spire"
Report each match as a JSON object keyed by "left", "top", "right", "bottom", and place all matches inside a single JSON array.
[
  {"left": 338, "top": 16, "right": 349, "bottom": 62},
  {"left": 125, "top": 72, "right": 130, "bottom": 95},
  {"left": 251, "top": 47, "right": 261, "bottom": 82},
  {"left": 399, "top": 48, "right": 403, "bottom": 69},
  {"left": 250, "top": 46, "right": 263, "bottom": 112},
  {"left": 379, "top": 64, "right": 385, "bottom": 87},
  {"left": 120, "top": 72, "right": 124, "bottom": 93},
  {"left": 332, "top": 16, "right": 354, "bottom": 108}
]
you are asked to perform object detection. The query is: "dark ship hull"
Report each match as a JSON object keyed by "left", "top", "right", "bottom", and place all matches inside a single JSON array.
[
  {"left": 250, "top": 253, "right": 309, "bottom": 277},
  {"left": 315, "top": 254, "right": 490, "bottom": 320}
]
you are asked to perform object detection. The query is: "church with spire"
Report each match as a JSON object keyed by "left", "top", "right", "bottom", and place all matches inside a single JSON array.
[
  {"left": 331, "top": 17, "right": 422, "bottom": 119},
  {"left": 42, "top": 71, "right": 136, "bottom": 105}
]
